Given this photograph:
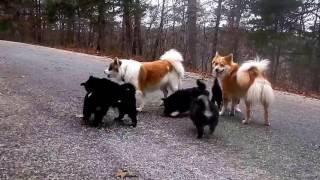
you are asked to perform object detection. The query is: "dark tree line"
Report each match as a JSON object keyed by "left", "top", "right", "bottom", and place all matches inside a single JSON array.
[{"left": 0, "top": 0, "right": 319, "bottom": 92}]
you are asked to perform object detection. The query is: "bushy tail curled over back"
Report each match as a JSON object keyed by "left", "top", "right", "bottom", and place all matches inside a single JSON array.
[
  {"left": 237, "top": 57, "right": 270, "bottom": 74},
  {"left": 160, "top": 49, "right": 185, "bottom": 78}
]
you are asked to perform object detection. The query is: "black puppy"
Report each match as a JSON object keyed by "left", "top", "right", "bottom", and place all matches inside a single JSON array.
[
  {"left": 190, "top": 94, "right": 219, "bottom": 139},
  {"left": 162, "top": 79, "right": 209, "bottom": 117},
  {"left": 81, "top": 76, "right": 137, "bottom": 127},
  {"left": 211, "top": 77, "right": 223, "bottom": 110}
]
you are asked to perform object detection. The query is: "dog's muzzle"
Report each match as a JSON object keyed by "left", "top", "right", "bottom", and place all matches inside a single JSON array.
[{"left": 215, "top": 68, "right": 224, "bottom": 74}]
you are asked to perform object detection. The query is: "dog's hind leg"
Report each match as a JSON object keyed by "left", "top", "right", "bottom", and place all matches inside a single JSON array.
[
  {"left": 196, "top": 126, "right": 204, "bottom": 139},
  {"left": 263, "top": 103, "right": 270, "bottom": 126},
  {"left": 209, "top": 123, "right": 217, "bottom": 134},
  {"left": 161, "top": 87, "right": 169, "bottom": 98},
  {"left": 128, "top": 112, "right": 137, "bottom": 127},
  {"left": 242, "top": 101, "right": 251, "bottom": 124}
]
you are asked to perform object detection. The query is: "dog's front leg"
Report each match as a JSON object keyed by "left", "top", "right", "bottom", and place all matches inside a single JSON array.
[
  {"left": 219, "top": 98, "right": 229, "bottom": 116},
  {"left": 230, "top": 98, "right": 240, "bottom": 116},
  {"left": 128, "top": 112, "right": 137, "bottom": 127},
  {"left": 136, "top": 90, "right": 145, "bottom": 112}
]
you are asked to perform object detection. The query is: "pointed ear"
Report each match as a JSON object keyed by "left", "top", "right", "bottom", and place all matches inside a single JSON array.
[
  {"left": 225, "top": 53, "right": 233, "bottom": 64},
  {"left": 114, "top": 57, "right": 121, "bottom": 66},
  {"left": 215, "top": 51, "right": 220, "bottom": 57},
  {"left": 81, "top": 82, "right": 85, "bottom": 86},
  {"left": 161, "top": 98, "right": 166, "bottom": 101}
]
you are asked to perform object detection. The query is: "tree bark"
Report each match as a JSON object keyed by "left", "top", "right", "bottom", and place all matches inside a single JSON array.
[
  {"left": 186, "top": 0, "right": 197, "bottom": 67},
  {"left": 96, "top": 0, "right": 106, "bottom": 52},
  {"left": 123, "top": 0, "right": 133, "bottom": 55},
  {"left": 211, "top": 0, "right": 223, "bottom": 71},
  {"left": 132, "top": 0, "right": 143, "bottom": 55},
  {"left": 152, "top": 0, "right": 166, "bottom": 59}
]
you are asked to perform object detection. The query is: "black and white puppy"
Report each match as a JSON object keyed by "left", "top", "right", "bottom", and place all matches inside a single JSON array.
[
  {"left": 211, "top": 77, "right": 223, "bottom": 110},
  {"left": 190, "top": 94, "right": 219, "bottom": 139},
  {"left": 162, "top": 79, "right": 209, "bottom": 117},
  {"left": 81, "top": 76, "right": 137, "bottom": 127}
]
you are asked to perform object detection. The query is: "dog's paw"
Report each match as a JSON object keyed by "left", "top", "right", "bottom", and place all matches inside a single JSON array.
[
  {"left": 170, "top": 111, "right": 180, "bottom": 117},
  {"left": 264, "top": 122, "right": 270, "bottom": 126},
  {"left": 235, "top": 107, "right": 242, "bottom": 113},
  {"left": 136, "top": 107, "right": 143, "bottom": 112},
  {"left": 242, "top": 120, "right": 248, "bottom": 124}
]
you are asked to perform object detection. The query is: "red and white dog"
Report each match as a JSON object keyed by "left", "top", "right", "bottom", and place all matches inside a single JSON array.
[
  {"left": 212, "top": 53, "right": 275, "bottom": 126},
  {"left": 104, "top": 49, "right": 185, "bottom": 111}
]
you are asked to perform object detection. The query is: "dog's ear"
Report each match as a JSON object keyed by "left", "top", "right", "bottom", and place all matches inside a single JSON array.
[
  {"left": 215, "top": 51, "right": 220, "bottom": 57},
  {"left": 196, "top": 79, "right": 206, "bottom": 90},
  {"left": 81, "top": 82, "right": 85, "bottom": 86},
  {"left": 161, "top": 98, "right": 166, "bottom": 101},
  {"left": 114, "top": 57, "right": 122, "bottom": 66},
  {"left": 224, "top": 53, "right": 233, "bottom": 64}
]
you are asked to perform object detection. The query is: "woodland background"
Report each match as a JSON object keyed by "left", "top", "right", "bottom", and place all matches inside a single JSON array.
[{"left": 0, "top": 0, "right": 319, "bottom": 94}]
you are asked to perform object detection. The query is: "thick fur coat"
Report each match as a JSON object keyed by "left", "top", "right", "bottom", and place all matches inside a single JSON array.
[
  {"left": 212, "top": 53, "right": 274, "bottom": 126},
  {"left": 104, "top": 49, "right": 185, "bottom": 111},
  {"left": 162, "top": 79, "right": 209, "bottom": 117},
  {"left": 81, "top": 76, "right": 137, "bottom": 127}
]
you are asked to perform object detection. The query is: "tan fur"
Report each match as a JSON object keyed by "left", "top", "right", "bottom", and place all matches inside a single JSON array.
[
  {"left": 212, "top": 53, "right": 272, "bottom": 125},
  {"left": 138, "top": 60, "right": 173, "bottom": 92},
  {"left": 212, "top": 54, "right": 249, "bottom": 100}
]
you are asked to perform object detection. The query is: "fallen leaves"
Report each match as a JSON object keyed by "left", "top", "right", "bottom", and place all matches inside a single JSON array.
[{"left": 115, "top": 169, "right": 137, "bottom": 179}]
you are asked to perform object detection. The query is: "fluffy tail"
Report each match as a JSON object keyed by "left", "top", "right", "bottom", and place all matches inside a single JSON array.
[
  {"left": 246, "top": 78, "right": 274, "bottom": 106},
  {"left": 160, "top": 49, "right": 185, "bottom": 78},
  {"left": 238, "top": 57, "right": 274, "bottom": 106},
  {"left": 237, "top": 57, "right": 270, "bottom": 75}
]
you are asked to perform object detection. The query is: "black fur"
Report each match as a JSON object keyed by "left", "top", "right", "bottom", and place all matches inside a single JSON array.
[
  {"left": 211, "top": 77, "right": 223, "bottom": 110},
  {"left": 81, "top": 76, "right": 137, "bottom": 127},
  {"left": 190, "top": 95, "right": 219, "bottom": 139},
  {"left": 162, "top": 79, "right": 209, "bottom": 117}
]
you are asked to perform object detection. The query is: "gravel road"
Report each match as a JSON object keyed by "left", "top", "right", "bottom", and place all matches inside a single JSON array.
[{"left": 0, "top": 40, "right": 319, "bottom": 180}]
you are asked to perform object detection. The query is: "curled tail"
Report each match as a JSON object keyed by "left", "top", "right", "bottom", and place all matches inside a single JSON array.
[{"left": 160, "top": 49, "right": 185, "bottom": 79}]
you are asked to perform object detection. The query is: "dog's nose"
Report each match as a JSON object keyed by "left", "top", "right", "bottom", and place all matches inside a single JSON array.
[{"left": 215, "top": 69, "right": 219, "bottom": 73}]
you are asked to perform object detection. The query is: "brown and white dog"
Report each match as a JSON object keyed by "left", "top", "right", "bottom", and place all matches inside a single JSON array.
[
  {"left": 212, "top": 52, "right": 274, "bottom": 126},
  {"left": 104, "top": 49, "right": 185, "bottom": 111}
]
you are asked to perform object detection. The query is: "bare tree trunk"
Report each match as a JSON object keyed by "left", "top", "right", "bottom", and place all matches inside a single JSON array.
[
  {"left": 132, "top": 0, "right": 143, "bottom": 55},
  {"left": 96, "top": 0, "right": 106, "bottom": 52},
  {"left": 211, "top": 0, "right": 223, "bottom": 71},
  {"left": 152, "top": 0, "right": 166, "bottom": 59},
  {"left": 186, "top": 0, "right": 197, "bottom": 67},
  {"left": 123, "top": 0, "right": 133, "bottom": 55},
  {"left": 231, "top": 0, "right": 243, "bottom": 61}
]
